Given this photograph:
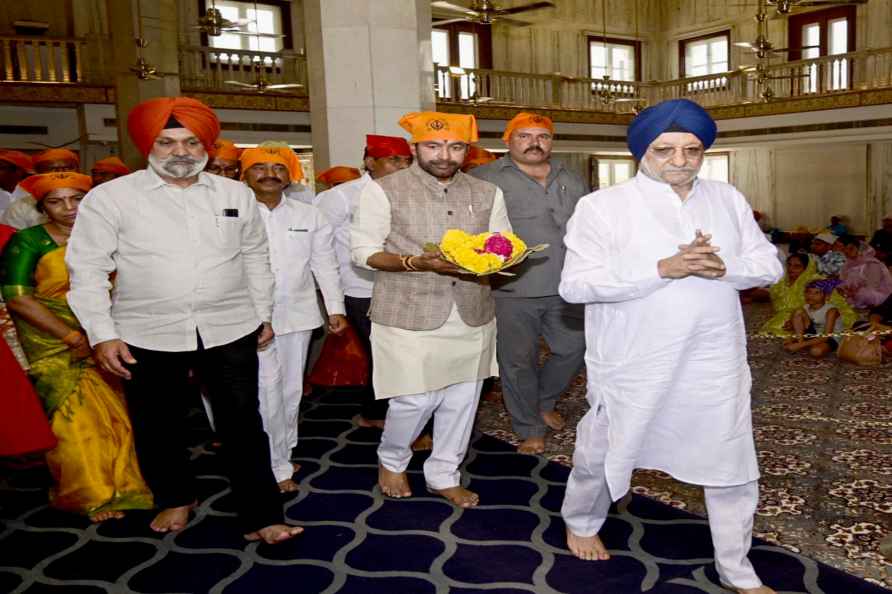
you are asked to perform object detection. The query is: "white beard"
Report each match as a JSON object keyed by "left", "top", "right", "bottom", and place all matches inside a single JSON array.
[{"left": 148, "top": 153, "right": 209, "bottom": 180}]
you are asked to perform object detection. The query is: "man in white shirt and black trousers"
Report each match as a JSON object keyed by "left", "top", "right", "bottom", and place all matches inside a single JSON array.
[{"left": 66, "top": 97, "right": 301, "bottom": 545}]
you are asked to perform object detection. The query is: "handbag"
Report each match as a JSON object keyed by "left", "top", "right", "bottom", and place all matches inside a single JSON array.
[
  {"left": 307, "top": 325, "right": 370, "bottom": 387},
  {"left": 837, "top": 333, "right": 883, "bottom": 366}
]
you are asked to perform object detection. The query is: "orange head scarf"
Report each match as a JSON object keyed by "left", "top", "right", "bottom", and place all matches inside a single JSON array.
[
  {"left": 209, "top": 139, "right": 240, "bottom": 161},
  {"left": 33, "top": 148, "right": 79, "bottom": 170},
  {"left": 21, "top": 172, "right": 92, "bottom": 201},
  {"left": 365, "top": 135, "right": 411, "bottom": 158},
  {"left": 399, "top": 112, "right": 478, "bottom": 144},
  {"left": 239, "top": 146, "right": 304, "bottom": 183},
  {"left": 0, "top": 150, "right": 34, "bottom": 173},
  {"left": 502, "top": 112, "right": 554, "bottom": 142},
  {"left": 127, "top": 97, "right": 220, "bottom": 157},
  {"left": 462, "top": 145, "right": 498, "bottom": 171},
  {"left": 316, "top": 166, "right": 361, "bottom": 187},
  {"left": 91, "top": 156, "right": 130, "bottom": 176}
]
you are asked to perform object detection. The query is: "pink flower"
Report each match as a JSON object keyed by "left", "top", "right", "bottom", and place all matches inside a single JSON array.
[{"left": 484, "top": 233, "right": 513, "bottom": 259}]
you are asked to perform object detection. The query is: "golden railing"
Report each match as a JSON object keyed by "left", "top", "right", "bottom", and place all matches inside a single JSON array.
[
  {"left": 178, "top": 45, "right": 307, "bottom": 94},
  {"left": 0, "top": 36, "right": 85, "bottom": 83}
]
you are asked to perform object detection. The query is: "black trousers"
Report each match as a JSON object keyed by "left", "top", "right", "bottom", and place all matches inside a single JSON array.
[
  {"left": 124, "top": 328, "right": 283, "bottom": 533},
  {"left": 345, "top": 296, "right": 388, "bottom": 421}
]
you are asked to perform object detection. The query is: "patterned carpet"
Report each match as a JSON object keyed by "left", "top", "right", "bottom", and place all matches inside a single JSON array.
[
  {"left": 2, "top": 394, "right": 890, "bottom": 594},
  {"left": 476, "top": 303, "right": 892, "bottom": 589}
]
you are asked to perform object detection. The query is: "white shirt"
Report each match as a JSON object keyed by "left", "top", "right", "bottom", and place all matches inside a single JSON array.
[
  {"left": 350, "top": 177, "right": 511, "bottom": 398},
  {"left": 314, "top": 173, "right": 375, "bottom": 298},
  {"left": 0, "top": 186, "right": 47, "bottom": 229},
  {"left": 256, "top": 196, "right": 345, "bottom": 335},
  {"left": 284, "top": 183, "right": 315, "bottom": 205},
  {"left": 66, "top": 168, "right": 274, "bottom": 352},
  {"left": 560, "top": 171, "right": 782, "bottom": 498}
]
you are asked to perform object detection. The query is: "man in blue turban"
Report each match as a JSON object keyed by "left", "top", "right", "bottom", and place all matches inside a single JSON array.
[{"left": 558, "top": 98, "right": 782, "bottom": 594}]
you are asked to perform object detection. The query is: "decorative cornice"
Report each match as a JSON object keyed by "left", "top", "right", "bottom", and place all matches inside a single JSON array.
[
  {"left": 435, "top": 102, "right": 633, "bottom": 125},
  {"left": 0, "top": 82, "right": 113, "bottom": 104}
]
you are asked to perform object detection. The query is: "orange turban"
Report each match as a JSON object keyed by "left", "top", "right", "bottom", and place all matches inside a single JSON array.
[
  {"left": 399, "top": 112, "right": 478, "bottom": 144},
  {"left": 91, "top": 156, "right": 130, "bottom": 176},
  {"left": 462, "top": 145, "right": 498, "bottom": 170},
  {"left": 127, "top": 97, "right": 220, "bottom": 157},
  {"left": 209, "top": 139, "right": 240, "bottom": 161},
  {"left": 0, "top": 150, "right": 34, "bottom": 173},
  {"left": 316, "top": 166, "right": 361, "bottom": 187},
  {"left": 21, "top": 172, "right": 92, "bottom": 201},
  {"left": 366, "top": 135, "right": 411, "bottom": 158},
  {"left": 33, "top": 148, "right": 79, "bottom": 168},
  {"left": 502, "top": 112, "right": 554, "bottom": 142},
  {"left": 239, "top": 146, "right": 304, "bottom": 182}
]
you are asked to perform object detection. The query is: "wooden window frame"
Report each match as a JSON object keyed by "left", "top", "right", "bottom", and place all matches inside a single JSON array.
[
  {"left": 586, "top": 35, "right": 642, "bottom": 83},
  {"left": 787, "top": 5, "right": 855, "bottom": 61},
  {"left": 590, "top": 154, "right": 637, "bottom": 190},
  {"left": 678, "top": 30, "right": 730, "bottom": 79},
  {"left": 432, "top": 22, "right": 493, "bottom": 69}
]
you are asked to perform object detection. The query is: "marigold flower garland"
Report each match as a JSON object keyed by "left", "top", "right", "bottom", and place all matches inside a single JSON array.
[{"left": 432, "top": 229, "right": 547, "bottom": 276}]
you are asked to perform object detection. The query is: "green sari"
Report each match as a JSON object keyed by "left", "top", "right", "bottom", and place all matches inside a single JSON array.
[{"left": 1, "top": 225, "right": 152, "bottom": 516}]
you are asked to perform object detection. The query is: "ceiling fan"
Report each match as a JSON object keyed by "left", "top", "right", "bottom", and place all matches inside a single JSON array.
[
  {"left": 768, "top": 0, "right": 867, "bottom": 15},
  {"left": 432, "top": 0, "right": 555, "bottom": 27},
  {"left": 192, "top": 0, "right": 283, "bottom": 38},
  {"left": 733, "top": 5, "right": 817, "bottom": 59},
  {"left": 225, "top": 74, "right": 304, "bottom": 93}
]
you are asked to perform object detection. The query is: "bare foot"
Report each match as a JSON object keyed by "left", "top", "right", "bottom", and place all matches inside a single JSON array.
[
  {"left": 89, "top": 510, "right": 124, "bottom": 523},
  {"left": 518, "top": 436, "right": 546, "bottom": 455},
  {"left": 378, "top": 464, "right": 412, "bottom": 498},
  {"left": 278, "top": 479, "right": 300, "bottom": 493},
  {"left": 721, "top": 584, "right": 777, "bottom": 594},
  {"left": 427, "top": 485, "right": 479, "bottom": 508},
  {"left": 352, "top": 414, "right": 385, "bottom": 429},
  {"left": 566, "top": 528, "right": 610, "bottom": 561},
  {"left": 411, "top": 433, "right": 433, "bottom": 452},
  {"left": 541, "top": 410, "right": 566, "bottom": 431},
  {"left": 149, "top": 503, "right": 195, "bottom": 533},
  {"left": 244, "top": 523, "right": 303, "bottom": 544}
]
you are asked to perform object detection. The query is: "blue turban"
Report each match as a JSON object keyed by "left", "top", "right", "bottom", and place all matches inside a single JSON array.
[{"left": 627, "top": 99, "right": 717, "bottom": 161}]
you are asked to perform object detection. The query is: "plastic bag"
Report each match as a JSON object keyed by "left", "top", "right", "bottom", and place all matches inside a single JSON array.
[{"left": 307, "top": 325, "right": 369, "bottom": 387}]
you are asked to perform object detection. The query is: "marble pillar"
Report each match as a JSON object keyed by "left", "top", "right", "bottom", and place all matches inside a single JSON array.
[
  {"left": 303, "top": 0, "right": 435, "bottom": 170},
  {"left": 108, "top": 0, "right": 181, "bottom": 167}
]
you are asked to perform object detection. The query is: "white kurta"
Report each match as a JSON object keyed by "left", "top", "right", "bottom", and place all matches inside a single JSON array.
[
  {"left": 351, "top": 180, "right": 511, "bottom": 399},
  {"left": 560, "top": 171, "right": 782, "bottom": 500}
]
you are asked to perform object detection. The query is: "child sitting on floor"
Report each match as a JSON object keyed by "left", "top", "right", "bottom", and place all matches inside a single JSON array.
[{"left": 784, "top": 279, "right": 844, "bottom": 358}]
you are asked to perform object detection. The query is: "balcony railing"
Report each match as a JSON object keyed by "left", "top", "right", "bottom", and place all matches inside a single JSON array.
[
  {"left": 436, "top": 47, "right": 892, "bottom": 113},
  {"left": 179, "top": 45, "right": 308, "bottom": 95},
  {"left": 0, "top": 36, "right": 86, "bottom": 83}
]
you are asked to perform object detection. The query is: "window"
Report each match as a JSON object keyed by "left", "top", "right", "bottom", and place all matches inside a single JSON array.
[
  {"left": 680, "top": 32, "right": 729, "bottom": 78},
  {"left": 432, "top": 23, "right": 491, "bottom": 100},
  {"left": 700, "top": 153, "right": 729, "bottom": 183},
  {"left": 788, "top": 6, "right": 855, "bottom": 93},
  {"left": 588, "top": 36, "right": 640, "bottom": 82},
  {"left": 203, "top": 0, "right": 290, "bottom": 53},
  {"left": 592, "top": 156, "right": 635, "bottom": 190}
]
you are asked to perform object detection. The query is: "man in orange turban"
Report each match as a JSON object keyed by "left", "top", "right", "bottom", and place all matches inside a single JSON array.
[
  {"left": 67, "top": 96, "right": 301, "bottom": 545},
  {"left": 0, "top": 150, "right": 34, "bottom": 218},
  {"left": 206, "top": 139, "right": 241, "bottom": 180},
  {"left": 461, "top": 145, "right": 497, "bottom": 172},
  {"left": 91, "top": 157, "right": 131, "bottom": 186},
  {"left": 350, "top": 112, "right": 511, "bottom": 508},
  {"left": 2, "top": 149, "right": 80, "bottom": 229},
  {"left": 470, "top": 110, "right": 589, "bottom": 457},
  {"left": 316, "top": 166, "right": 361, "bottom": 189}
]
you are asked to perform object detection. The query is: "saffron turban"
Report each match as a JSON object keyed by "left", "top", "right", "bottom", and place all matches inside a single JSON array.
[
  {"left": 316, "top": 166, "right": 361, "bottom": 187},
  {"left": 462, "top": 145, "right": 498, "bottom": 170},
  {"left": 239, "top": 146, "right": 304, "bottom": 182},
  {"left": 399, "top": 112, "right": 478, "bottom": 144},
  {"left": 21, "top": 172, "right": 92, "bottom": 201},
  {"left": 0, "top": 150, "right": 34, "bottom": 173},
  {"left": 209, "top": 139, "right": 240, "bottom": 161},
  {"left": 127, "top": 97, "right": 220, "bottom": 157},
  {"left": 91, "top": 156, "right": 130, "bottom": 176},
  {"left": 33, "top": 148, "right": 79, "bottom": 168},
  {"left": 627, "top": 99, "right": 717, "bottom": 161},
  {"left": 366, "top": 134, "right": 411, "bottom": 159},
  {"left": 502, "top": 112, "right": 554, "bottom": 142}
]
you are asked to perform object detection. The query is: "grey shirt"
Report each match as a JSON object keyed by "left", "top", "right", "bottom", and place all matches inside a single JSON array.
[{"left": 471, "top": 154, "right": 589, "bottom": 298}]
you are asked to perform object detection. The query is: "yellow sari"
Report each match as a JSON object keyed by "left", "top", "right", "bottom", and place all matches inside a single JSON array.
[
  {"left": 2, "top": 227, "right": 152, "bottom": 516},
  {"left": 760, "top": 257, "right": 857, "bottom": 336}
]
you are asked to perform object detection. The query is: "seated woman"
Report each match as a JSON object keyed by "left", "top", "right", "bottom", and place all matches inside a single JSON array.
[
  {"left": 760, "top": 253, "right": 856, "bottom": 336},
  {"left": 784, "top": 279, "right": 845, "bottom": 358},
  {"left": 0, "top": 172, "right": 152, "bottom": 522},
  {"left": 838, "top": 235, "right": 892, "bottom": 309}
]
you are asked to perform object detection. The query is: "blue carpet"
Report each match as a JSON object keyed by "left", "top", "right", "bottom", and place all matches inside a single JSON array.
[{"left": 1, "top": 393, "right": 889, "bottom": 593}]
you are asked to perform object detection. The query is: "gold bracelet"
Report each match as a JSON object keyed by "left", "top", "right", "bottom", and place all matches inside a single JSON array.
[
  {"left": 400, "top": 254, "right": 412, "bottom": 271},
  {"left": 406, "top": 255, "right": 419, "bottom": 271}
]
